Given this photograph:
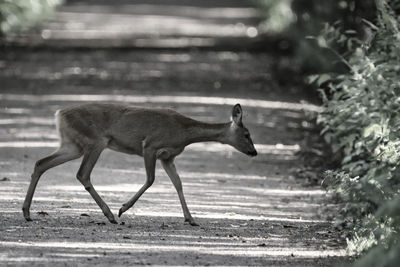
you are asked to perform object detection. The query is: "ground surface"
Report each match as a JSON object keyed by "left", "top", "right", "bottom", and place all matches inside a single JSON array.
[{"left": 1, "top": 0, "right": 347, "bottom": 266}]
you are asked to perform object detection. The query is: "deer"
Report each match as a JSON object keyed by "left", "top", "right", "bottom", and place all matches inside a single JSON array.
[{"left": 22, "top": 103, "right": 257, "bottom": 226}]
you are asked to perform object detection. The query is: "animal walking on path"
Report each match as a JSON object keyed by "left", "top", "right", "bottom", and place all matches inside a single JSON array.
[{"left": 22, "top": 103, "right": 257, "bottom": 226}]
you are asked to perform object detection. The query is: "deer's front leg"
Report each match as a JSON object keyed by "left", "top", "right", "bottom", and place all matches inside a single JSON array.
[
  {"left": 118, "top": 148, "right": 156, "bottom": 217},
  {"left": 161, "top": 159, "right": 198, "bottom": 226}
]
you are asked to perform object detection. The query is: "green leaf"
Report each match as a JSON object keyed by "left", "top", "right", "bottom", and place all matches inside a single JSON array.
[
  {"left": 317, "top": 74, "right": 331, "bottom": 86},
  {"left": 363, "top": 124, "right": 382, "bottom": 138},
  {"left": 317, "top": 35, "right": 328, "bottom": 48}
]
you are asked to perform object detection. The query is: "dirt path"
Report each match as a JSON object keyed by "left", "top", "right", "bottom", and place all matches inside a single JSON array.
[{"left": 0, "top": 1, "right": 347, "bottom": 266}]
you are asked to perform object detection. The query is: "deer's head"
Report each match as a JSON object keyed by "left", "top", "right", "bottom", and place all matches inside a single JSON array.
[{"left": 227, "top": 104, "right": 257, "bottom": 157}]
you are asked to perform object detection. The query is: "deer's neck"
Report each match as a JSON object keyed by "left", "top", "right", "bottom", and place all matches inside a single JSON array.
[{"left": 185, "top": 121, "right": 230, "bottom": 145}]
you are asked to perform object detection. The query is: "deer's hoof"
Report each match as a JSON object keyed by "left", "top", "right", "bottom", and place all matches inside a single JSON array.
[
  {"left": 185, "top": 219, "right": 199, "bottom": 226},
  {"left": 118, "top": 208, "right": 124, "bottom": 218},
  {"left": 110, "top": 219, "right": 118, "bottom": 224},
  {"left": 24, "top": 217, "right": 33, "bottom": 222}
]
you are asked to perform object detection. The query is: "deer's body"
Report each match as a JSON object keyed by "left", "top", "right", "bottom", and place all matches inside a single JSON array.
[
  {"left": 23, "top": 103, "right": 257, "bottom": 225},
  {"left": 58, "top": 103, "right": 229, "bottom": 158}
]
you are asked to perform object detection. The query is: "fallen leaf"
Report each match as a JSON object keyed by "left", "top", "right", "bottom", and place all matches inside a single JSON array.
[
  {"left": 257, "top": 243, "right": 267, "bottom": 247},
  {"left": 37, "top": 211, "right": 48, "bottom": 216},
  {"left": 0, "top": 177, "right": 10, "bottom": 182},
  {"left": 283, "top": 224, "right": 298, "bottom": 228},
  {"left": 80, "top": 213, "right": 90, "bottom": 217}
]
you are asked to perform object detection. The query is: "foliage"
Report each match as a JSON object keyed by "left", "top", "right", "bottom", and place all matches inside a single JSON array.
[
  {"left": 0, "top": 0, "right": 62, "bottom": 35},
  {"left": 311, "top": 0, "right": 400, "bottom": 265},
  {"left": 255, "top": 0, "right": 376, "bottom": 73},
  {"left": 254, "top": 0, "right": 295, "bottom": 33}
]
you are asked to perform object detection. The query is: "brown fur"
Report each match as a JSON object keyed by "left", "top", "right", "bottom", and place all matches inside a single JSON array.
[{"left": 22, "top": 103, "right": 257, "bottom": 225}]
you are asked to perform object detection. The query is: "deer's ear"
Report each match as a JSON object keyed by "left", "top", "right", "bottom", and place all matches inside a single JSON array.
[{"left": 231, "top": 104, "right": 243, "bottom": 126}]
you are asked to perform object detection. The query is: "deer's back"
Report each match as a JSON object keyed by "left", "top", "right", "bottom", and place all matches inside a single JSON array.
[{"left": 57, "top": 103, "right": 195, "bottom": 153}]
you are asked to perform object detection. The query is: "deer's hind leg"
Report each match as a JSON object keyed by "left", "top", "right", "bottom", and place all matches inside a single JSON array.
[
  {"left": 76, "top": 145, "right": 117, "bottom": 224},
  {"left": 22, "top": 142, "right": 82, "bottom": 221},
  {"left": 118, "top": 148, "right": 157, "bottom": 217}
]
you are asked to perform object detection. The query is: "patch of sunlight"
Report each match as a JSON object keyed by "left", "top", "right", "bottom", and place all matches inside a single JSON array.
[
  {"left": 105, "top": 168, "right": 269, "bottom": 182},
  {"left": 0, "top": 195, "right": 24, "bottom": 201},
  {"left": 0, "top": 141, "right": 299, "bottom": 158},
  {"left": 134, "top": 38, "right": 215, "bottom": 48},
  {"left": 44, "top": 184, "right": 144, "bottom": 193},
  {"left": 180, "top": 171, "right": 268, "bottom": 181},
  {"left": 0, "top": 94, "right": 323, "bottom": 112},
  {"left": 157, "top": 53, "right": 191, "bottom": 62},
  {"left": 0, "top": 141, "right": 59, "bottom": 148},
  {"left": 0, "top": 241, "right": 346, "bottom": 258},
  {"left": 134, "top": 210, "right": 326, "bottom": 223},
  {"left": 239, "top": 188, "right": 325, "bottom": 196},
  {"left": 165, "top": 234, "right": 286, "bottom": 243},
  {"left": 0, "top": 172, "right": 20, "bottom": 177},
  {"left": 42, "top": 252, "right": 104, "bottom": 258},
  {"left": 107, "top": 168, "right": 145, "bottom": 175},
  {"left": 1, "top": 108, "right": 31, "bottom": 114},
  {"left": 0, "top": 186, "right": 23, "bottom": 192},
  {"left": 53, "top": 12, "right": 253, "bottom": 38},
  {"left": 64, "top": 5, "right": 260, "bottom": 19},
  {"left": 0, "top": 195, "right": 93, "bottom": 203},
  {"left": 188, "top": 143, "right": 300, "bottom": 155},
  {"left": 0, "top": 256, "right": 67, "bottom": 263},
  {"left": 14, "top": 132, "right": 58, "bottom": 139},
  {"left": 183, "top": 204, "right": 315, "bottom": 218},
  {"left": 212, "top": 200, "right": 320, "bottom": 209},
  {"left": 0, "top": 117, "right": 53, "bottom": 125},
  {"left": 9, "top": 226, "right": 87, "bottom": 231}
]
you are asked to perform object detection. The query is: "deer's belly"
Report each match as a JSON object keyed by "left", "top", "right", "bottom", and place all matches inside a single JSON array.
[
  {"left": 107, "top": 139, "right": 143, "bottom": 156},
  {"left": 156, "top": 147, "right": 185, "bottom": 160}
]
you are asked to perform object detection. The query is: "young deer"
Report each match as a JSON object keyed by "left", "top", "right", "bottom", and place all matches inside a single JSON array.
[{"left": 22, "top": 103, "right": 257, "bottom": 226}]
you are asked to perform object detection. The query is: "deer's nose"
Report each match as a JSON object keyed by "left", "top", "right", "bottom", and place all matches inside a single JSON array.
[{"left": 248, "top": 150, "right": 257, "bottom": 157}]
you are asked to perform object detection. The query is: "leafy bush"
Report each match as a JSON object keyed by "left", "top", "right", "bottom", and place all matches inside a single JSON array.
[
  {"left": 312, "top": 0, "right": 400, "bottom": 265},
  {"left": 0, "top": 0, "right": 62, "bottom": 35},
  {"left": 255, "top": 0, "right": 376, "bottom": 73}
]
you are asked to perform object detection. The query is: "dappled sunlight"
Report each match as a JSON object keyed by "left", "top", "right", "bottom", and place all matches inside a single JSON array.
[
  {"left": 9, "top": 3, "right": 264, "bottom": 48},
  {"left": 189, "top": 142, "right": 300, "bottom": 155},
  {"left": 0, "top": 0, "right": 346, "bottom": 264},
  {"left": 62, "top": 5, "right": 261, "bottom": 20},
  {"left": 0, "top": 140, "right": 299, "bottom": 160},
  {"left": 0, "top": 240, "right": 345, "bottom": 258},
  {"left": 46, "top": 184, "right": 142, "bottom": 193},
  {"left": 0, "top": 117, "right": 54, "bottom": 125},
  {"left": 0, "top": 94, "right": 322, "bottom": 112},
  {"left": 0, "top": 195, "right": 93, "bottom": 204},
  {"left": 43, "top": 183, "right": 323, "bottom": 197},
  {"left": 48, "top": 13, "right": 254, "bottom": 38},
  {"left": 13, "top": 132, "right": 58, "bottom": 139},
  {"left": 0, "top": 141, "right": 59, "bottom": 148},
  {"left": 0, "top": 108, "right": 31, "bottom": 114},
  {"left": 134, "top": 210, "right": 322, "bottom": 223}
]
